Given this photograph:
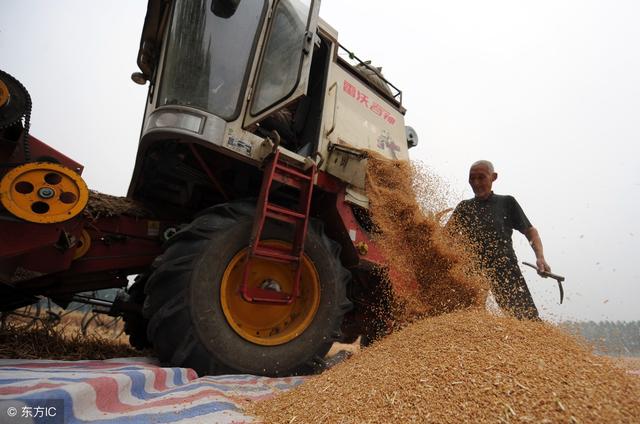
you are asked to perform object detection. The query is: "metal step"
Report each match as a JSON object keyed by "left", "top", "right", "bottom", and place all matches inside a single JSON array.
[{"left": 265, "top": 204, "right": 306, "bottom": 224}]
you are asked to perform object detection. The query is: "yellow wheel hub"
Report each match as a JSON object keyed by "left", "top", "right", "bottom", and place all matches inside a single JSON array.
[
  {"left": 0, "top": 79, "right": 9, "bottom": 108},
  {"left": 220, "top": 240, "right": 321, "bottom": 346},
  {"left": 0, "top": 162, "right": 89, "bottom": 223},
  {"left": 73, "top": 229, "right": 92, "bottom": 259}
]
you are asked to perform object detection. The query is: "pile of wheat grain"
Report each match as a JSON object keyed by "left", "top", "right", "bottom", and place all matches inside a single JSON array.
[{"left": 250, "top": 310, "right": 640, "bottom": 423}]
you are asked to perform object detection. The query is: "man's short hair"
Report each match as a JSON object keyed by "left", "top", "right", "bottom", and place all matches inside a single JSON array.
[{"left": 471, "top": 160, "right": 495, "bottom": 173}]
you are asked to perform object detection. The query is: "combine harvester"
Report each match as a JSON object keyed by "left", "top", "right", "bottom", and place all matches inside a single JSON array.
[{"left": 0, "top": 0, "right": 418, "bottom": 376}]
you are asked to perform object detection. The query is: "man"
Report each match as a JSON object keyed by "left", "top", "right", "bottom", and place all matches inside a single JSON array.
[{"left": 449, "top": 160, "right": 551, "bottom": 320}]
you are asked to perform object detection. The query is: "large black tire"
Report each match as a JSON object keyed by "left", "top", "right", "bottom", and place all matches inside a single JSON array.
[{"left": 143, "top": 201, "right": 352, "bottom": 376}]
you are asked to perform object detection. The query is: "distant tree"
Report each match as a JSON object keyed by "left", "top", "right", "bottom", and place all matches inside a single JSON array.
[{"left": 559, "top": 320, "right": 640, "bottom": 356}]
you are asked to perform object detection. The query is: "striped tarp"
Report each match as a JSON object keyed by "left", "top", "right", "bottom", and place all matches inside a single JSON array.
[{"left": 0, "top": 358, "right": 305, "bottom": 423}]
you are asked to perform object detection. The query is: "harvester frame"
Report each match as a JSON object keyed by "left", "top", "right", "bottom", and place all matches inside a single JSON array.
[{"left": 0, "top": 0, "right": 417, "bottom": 376}]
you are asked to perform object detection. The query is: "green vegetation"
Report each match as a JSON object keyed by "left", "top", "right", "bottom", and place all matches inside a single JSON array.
[{"left": 561, "top": 321, "right": 640, "bottom": 356}]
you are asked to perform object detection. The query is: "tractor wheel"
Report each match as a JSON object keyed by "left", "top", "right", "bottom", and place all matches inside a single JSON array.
[{"left": 143, "top": 201, "right": 352, "bottom": 376}]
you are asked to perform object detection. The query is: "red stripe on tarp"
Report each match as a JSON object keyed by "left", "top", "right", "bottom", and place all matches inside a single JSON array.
[
  {"left": 0, "top": 382, "right": 66, "bottom": 395},
  {"left": 151, "top": 367, "right": 169, "bottom": 392},
  {"left": 85, "top": 376, "right": 240, "bottom": 414},
  {"left": 3, "top": 360, "right": 157, "bottom": 370},
  {"left": 185, "top": 368, "right": 198, "bottom": 380}
]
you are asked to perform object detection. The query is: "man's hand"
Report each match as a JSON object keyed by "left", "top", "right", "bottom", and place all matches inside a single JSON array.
[
  {"left": 536, "top": 257, "right": 551, "bottom": 273},
  {"left": 524, "top": 227, "right": 550, "bottom": 272},
  {"left": 522, "top": 261, "right": 565, "bottom": 304}
]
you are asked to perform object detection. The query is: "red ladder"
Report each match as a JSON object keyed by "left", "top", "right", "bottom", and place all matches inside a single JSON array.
[{"left": 240, "top": 149, "right": 316, "bottom": 304}]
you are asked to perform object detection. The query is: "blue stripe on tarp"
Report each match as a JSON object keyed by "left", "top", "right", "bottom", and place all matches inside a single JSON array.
[
  {"left": 274, "top": 381, "right": 304, "bottom": 390},
  {"left": 172, "top": 368, "right": 184, "bottom": 387}
]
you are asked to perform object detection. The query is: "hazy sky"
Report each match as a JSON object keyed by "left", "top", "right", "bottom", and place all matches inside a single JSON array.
[{"left": 2, "top": 1, "right": 639, "bottom": 321}]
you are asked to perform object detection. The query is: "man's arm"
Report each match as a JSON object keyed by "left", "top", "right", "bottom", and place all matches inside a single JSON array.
[{"left": 524, "top": 226, "right": 551, "bottom": 272}]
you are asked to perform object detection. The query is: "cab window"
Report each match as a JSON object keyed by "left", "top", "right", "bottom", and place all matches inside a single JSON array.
[{"left": 250, "top": 0, "right": 311, "bottom": 115}]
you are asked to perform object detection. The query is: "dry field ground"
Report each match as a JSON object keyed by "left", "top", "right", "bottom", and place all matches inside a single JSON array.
[
  {"left": 612, "top": 356, "right": 640, "bottom": 375},
  {"left": 0, "top": 308, "right": 138, "bottom": 360}
]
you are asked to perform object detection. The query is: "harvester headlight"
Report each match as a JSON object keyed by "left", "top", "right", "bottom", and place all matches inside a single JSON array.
[
  {"left": 406, "top": 125, "right": 419, "bottom": 149},
  {"left": 147, "top": 111, "right": 204, "bottom": 134}
]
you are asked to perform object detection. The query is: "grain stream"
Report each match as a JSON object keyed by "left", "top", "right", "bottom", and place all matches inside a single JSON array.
[{"left": 365, "top": 153, "right": 490, "bottom": 322}]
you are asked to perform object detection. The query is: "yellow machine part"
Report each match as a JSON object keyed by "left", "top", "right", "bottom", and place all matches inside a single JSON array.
[
  {"left": 220, "top": 240, "right": 321, "bottom": 346},
  {"left": 0, "top": 162, "right": 89, "bottom": 223},
  {"left": 73, "top": 229, "right": 92, "bottom": 259},
  {"left": 0, "top": 78, "right": 9, "bottom": 108}
]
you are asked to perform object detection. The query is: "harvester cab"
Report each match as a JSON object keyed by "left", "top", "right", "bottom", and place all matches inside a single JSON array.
[
  {"left": 128, "top": 0, "right": 414, "bottom": 212},
  {"left": 1, "top": 0, "right": 418, "bottom": 377}
]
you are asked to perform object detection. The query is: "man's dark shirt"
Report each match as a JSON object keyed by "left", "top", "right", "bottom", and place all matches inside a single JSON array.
[
  {"left": 450, "top": 193, "right": 532, "bottom": 267},
  {"left": 449, "top": 193, "right": 539, "bottom": 320}
]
